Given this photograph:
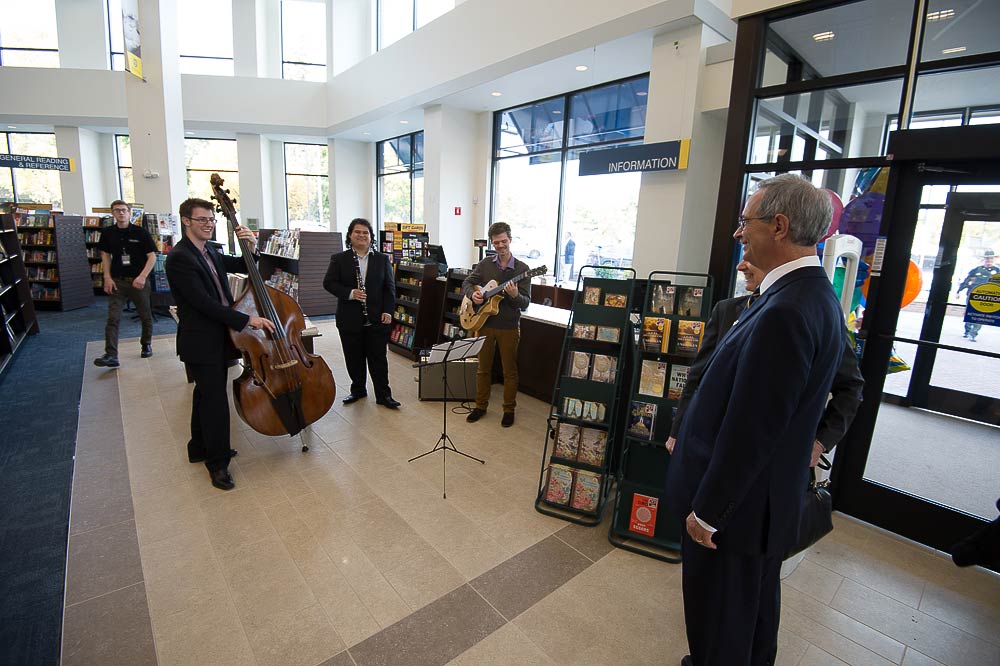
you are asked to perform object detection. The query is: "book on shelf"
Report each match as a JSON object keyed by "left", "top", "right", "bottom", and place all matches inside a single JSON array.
[
  {"left": 570, "top": 471, "right": 601, "bottom": 512},
  {"left": 562, "top": 396, "right": 583, "bottom": 419},
  {"left": 628, "top": 493, "right": 659, "bottom": 537},
  {"left": 649, "top": 284, "right": 675, "bottom": 315},
  {"left": 262, "top": 229, "right": 300, "bottom": 259},
  {"left": 576, "top": 427, "right": 607, "bottom": 466},
  {"left": 603, "top": 293, "right": 627, "bottom": 308},
  {"left": 638, "top": 360, "right": 667, "bottom": 397},
  {"left": 667, "top": 364, "right": 690, "bottom": 400},
  {"left": 553, "top": 423, "right": 580, "bottom": 460},
  {"left": 568, "top": 351, "right": 591, "bottom": 379},
  {"left": 627, "top": 401, "right": 657, "bottom": 440},
  {"left": 596, "top": 325, "right": 620, "bottom": 343},
  {"left": 583, "top": 286, "right": 601, "bottom": 305},
  {"left": 544, "top": 465, "right": 574, "bottom": 506},
  {"left": 589, "top": 354, "right": 616, "bottom": 383},
  {"left": 642, "top": 316, "right": 666, "bottom": 352},
  {"left": 572, "top": 323, "right": 596, "bottom": 340},
  {"left": 581, "top": 400, "right": 606, "bottom": 422},
  {"left": 676, "top": 286, "right": 704, "bottom": 316},
  {"left": 676, "top": 320, "right": 705, "bottom": 355}
]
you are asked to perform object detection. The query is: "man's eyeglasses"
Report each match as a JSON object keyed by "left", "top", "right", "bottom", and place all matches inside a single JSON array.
[
  {"left": 112, "top": 208, "right": 129, "bottom": 214},
  {"left": 187, "top": 216, "right": 216, "bottom": 225},
  {"left": 736, "top": 215, "right": 773, "bottom": 230}
]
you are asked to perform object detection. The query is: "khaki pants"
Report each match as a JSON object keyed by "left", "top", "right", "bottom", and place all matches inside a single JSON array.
[
  {"left": 106, "top": 277, "right": 152, "bottom": 356},
  {"left": 475, "top": 326, "right": 519, "bottom": 413}
]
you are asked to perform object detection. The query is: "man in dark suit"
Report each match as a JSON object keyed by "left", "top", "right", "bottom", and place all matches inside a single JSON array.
[
  {"left": 666, "top": 174, "right": 844, "bottom": 666},
  {"left": 165, "top": 198, "right": 274, "bottom": 491},
  {"left": 667, "top": 260, "right": 864, "bottom": 469},
  {"left": 323, "top": 218, "right": 399, "bottom": 408}
]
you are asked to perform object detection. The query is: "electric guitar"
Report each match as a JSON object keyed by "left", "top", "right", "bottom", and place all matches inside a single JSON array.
[{"left": 459, "top": 265, "right": 547, "bottom": 331}]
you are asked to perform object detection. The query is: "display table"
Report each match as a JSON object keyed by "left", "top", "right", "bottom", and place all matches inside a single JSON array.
[{"left": 488, "top": 303, "right": 571, "bottom": 402}]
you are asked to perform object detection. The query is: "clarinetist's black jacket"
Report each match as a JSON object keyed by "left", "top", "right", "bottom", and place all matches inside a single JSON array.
[{"left": 323, "top": 249, "right": 396, "bottom": 332}]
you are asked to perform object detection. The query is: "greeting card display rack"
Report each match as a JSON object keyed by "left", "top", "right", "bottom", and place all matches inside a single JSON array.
[
  {"left": 0, "top": 213, "right": 40, "bottom": 378},
  {"left": 534, "top": 266, "right": 635, "bottom": 526},
  {"left": 608, "top": 270, "right": 713, "bottom": 562}
]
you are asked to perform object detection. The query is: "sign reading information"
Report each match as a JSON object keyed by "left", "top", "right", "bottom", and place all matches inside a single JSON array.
[
  {"left": 964, "top": 275, "right": 1000, "bottom": 328},
  {"left": 579, "top": 140, "right": 691, "bottom": 176},
  {"left": 0, "top": 154, "right": 74, "bottom": 172}
]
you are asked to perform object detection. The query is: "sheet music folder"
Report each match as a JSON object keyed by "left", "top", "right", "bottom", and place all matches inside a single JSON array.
[{"left": 421, "top": 336, "right": 486, "bottom": 366}]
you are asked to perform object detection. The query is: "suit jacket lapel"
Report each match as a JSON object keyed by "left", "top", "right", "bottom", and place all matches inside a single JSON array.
[{"left": 185, "top": 238, "right": 233, "bottom": 304}]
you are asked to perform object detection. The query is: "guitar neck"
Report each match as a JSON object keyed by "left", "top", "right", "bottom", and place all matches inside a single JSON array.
[{"left": 483, "top": 272, "right": 529, "bottom": 300}]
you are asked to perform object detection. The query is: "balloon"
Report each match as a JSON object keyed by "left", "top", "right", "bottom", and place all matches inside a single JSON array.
[
  {"left": 840, "top": 192, "right": 885, "bottom": 258},
  {"left": 820, "top": 189, "right": 844, "bottom": 242},
  {"left": 901, "top": 259, "right": 922, "bottom": 308}
]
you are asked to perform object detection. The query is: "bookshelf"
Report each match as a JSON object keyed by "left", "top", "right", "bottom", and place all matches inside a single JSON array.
[
  {"left": 257, "top": 229, "right": 343, "bottom": 316},
  {"left": 535, "top": 268, "right": 636, "bottom": 526},
  {"left": 0, "top": 213, "right": 40, "bottom": 378},
  {"left": 379, "top": 224, "right": 429, "bottom": 267},
  {"left": 17, "top": 212, "right": 94, "bottom": 311},
  {"left": 389, "top": 261, "right": 446, "bottom": 360},
  {"left": 82, "top": 215, "right": 108, "bottom": 293},
  {"left": 440, "top": 267, "right": 471, "bottom": 342},
  {"left": 608, "top": 270, "right": 713, "bottom": 562}
]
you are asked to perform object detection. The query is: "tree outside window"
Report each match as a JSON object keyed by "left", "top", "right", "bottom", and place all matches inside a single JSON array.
[
  {"left": 0, "top": 133, "right": 63, "bottom": 208},
  {"left": 0, "top": 0, "right": 59, "bottom": 67},
  {"left": 377, "top": 132, "right": 423, "bottom": 228},
  {"left": 284, "top": 143, "right": 329, "bottom": 230},
  {"left": 282, "top": 0, "right": 326, "bottom": 81}
]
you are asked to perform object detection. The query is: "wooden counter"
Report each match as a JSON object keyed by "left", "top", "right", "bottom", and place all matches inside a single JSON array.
[{"left": 489, "top": 303, "right": 571, "bottom": 403}]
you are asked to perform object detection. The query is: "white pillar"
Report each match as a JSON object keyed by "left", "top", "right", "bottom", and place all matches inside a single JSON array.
[
  {"left": 54, "top": 127, "right": 108, "bottom": 214},
  {"left": 124, "top": 0, "right": 188, "bottom": 214},
  {"left": 423, "top": 104, "right": 481, "bottom": 269},
  {"left": 268, "top": 139, "right": 286, "bottom": 228},
  {"left": 233, "top": 0, "right": 261, "bottom": 77},
  {"left": 329, "top": 137, "right": 373, "bottom": 233},
  {"left": 55, "top": 0, "right": 109, "bottom": 69},
  {"left": 236, "top": 133, "right": 269, "bottom": 227},
  {"left": 632, "top": 25, "right": 728, "bottom": 276}
]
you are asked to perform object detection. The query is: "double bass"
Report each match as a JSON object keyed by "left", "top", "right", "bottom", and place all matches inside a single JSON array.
[{"left": 210, "top": 173, "right": 336, "bottom": 436}]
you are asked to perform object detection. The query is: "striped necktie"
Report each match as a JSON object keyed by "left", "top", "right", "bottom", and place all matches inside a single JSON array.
[{"left": 744, "top": 288, "right": 761, "bottom": 311}]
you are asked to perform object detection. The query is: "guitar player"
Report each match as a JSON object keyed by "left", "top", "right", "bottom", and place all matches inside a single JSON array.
[{"left": 462, "top": 222, "right": 531, "bottom": 427}]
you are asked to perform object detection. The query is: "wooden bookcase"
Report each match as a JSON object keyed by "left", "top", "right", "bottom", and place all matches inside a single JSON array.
[
  {"left": 388, "top": 262, "right": 446, "bottom": 360},
  {"left": 257, "top": 229, "right": 343, "bottom": 316},
  {"left": 17, "top": 213, "right": 94, "bottom": 311},
  {"left": 0, "top": 213, "right": 40, "bottom": 378},
  {"left": 83, "top": 215, "right": 108, "bottom": 293},
  {"left": 379, "top": 227, "right": 429, "bottom": 267},
  {"left": 440, "top": 267, "right": 471, "bottom": 342}
]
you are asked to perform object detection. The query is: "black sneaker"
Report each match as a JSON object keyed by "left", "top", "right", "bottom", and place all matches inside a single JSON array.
[
  {"left": 501, "top": 412, "right": 515, "bottom": 428},
  {"left": 466, "top": 408, "right": 486, "bottom": 423},
  {"left": 94, "top": 354, "right": 120, "bottom": 368},
  {"left": 141, "top": 343, "right": 153, "bottom": 358}
]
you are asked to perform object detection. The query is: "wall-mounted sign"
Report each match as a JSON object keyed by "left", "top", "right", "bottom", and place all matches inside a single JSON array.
[
  {"left": 122, "top": 0, "right": 143, "bottom": 79},
  {"left": 0, "top": 154, "right": 74, "bottom": 172},
  {"left": 578, "top": 140, "right": 691, "bottom": 176}
]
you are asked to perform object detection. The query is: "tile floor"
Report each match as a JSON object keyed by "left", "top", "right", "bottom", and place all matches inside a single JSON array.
[{"left": 61, "top": 322, "right": 1000, "bottom": 666}]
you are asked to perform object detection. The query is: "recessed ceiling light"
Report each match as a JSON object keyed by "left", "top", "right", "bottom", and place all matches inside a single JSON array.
[
  {"left": 927, "top": 9, "right": 955, "bottom": 21},
  {"left": 812, "top": 31, "right": 835, "bottom": 42},
  {"left": 636, "top": 91, "right": 647, "bottom": 97},
  {"left": 491, "top": 91, "right": 502, "bottom": 97},
  {"left": 553, "top": 110, "right": 562, "bottom": 115},
  {"left": 400, "top": 120, "right": 409, "bottom": 124},
  {"left": 362, "top": 131, "right": 370, "bottom": 136},
  {"left": 6, "top": 125, "right": 15, "bottom": 129},
  {"left": 575, "top": 65, "right": 588, "bottom": 72},
  {"left": 942, "top": 46, "right": 967, "bottom": 54},
  {"left": 185, "top": 131, "right": 193, "bottom": 135}
]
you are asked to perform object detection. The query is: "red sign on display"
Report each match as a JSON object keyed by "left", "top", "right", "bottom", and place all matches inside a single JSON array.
[
  {"left": 454, "top": 206, "right": 461, "bottom": 216},
  {"left": 628, "top": 493, "right": 658, "bottom": 537}
]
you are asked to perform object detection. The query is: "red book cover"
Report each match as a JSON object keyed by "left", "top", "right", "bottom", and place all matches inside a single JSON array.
[{"left": 628, "top": 493, "right": 658, "bottom": 537}]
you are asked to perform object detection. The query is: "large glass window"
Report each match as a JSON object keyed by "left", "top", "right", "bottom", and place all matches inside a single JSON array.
[
  {"left": 116, "top": 135, "right": 134, "bottom": 203},
  {"left": 0, "top": 0, "right": 59, "bottom": 68},
  {"left": 282, "top": 0, "right": 326, "bottom": 82},
  {"left": 0, "top": 132, "right": 63, "bottom": 208},
  {"left": 185, "top": 138, "right": 238, "bottom": 204},
  {"left": 491, "top": 75, "right": 649, "bottom": 280},
  {"left": 377, "top": 132, "right": 424, "bottom": 227},
  {"left": 284, "top": 143, "right": 329, "bottom": 231},
  {"left": 920, "top": 0, "right": 1000, "bottom": 63},
  {"left": 177, "top": 0, "right": 234, "bottom": 75},
  {"left": 107, "top": 0, "right": 125, "bottom": 70},
  {"left": 378, "top": 0, "right": 455, "bottom": 50}
]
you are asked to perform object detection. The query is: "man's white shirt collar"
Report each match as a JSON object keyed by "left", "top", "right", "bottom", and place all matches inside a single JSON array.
[{"left": 759, "top": 255, "right": 821, "bottom": 295}]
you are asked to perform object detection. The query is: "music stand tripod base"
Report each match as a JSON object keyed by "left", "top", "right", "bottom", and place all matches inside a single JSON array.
[{"left": 408, "top": 337, "right": 487, "bottom": 498}]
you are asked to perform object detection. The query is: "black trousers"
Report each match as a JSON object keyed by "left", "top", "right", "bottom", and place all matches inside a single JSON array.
[
  {"left": 338, "top": 324, "right": 392, "bottom": 399},
  {"left": 186, "top": 362, "right": 232, "bottom": 472},
  {"left": 681, "top": 531, "right": 782, "bottom": 666}
]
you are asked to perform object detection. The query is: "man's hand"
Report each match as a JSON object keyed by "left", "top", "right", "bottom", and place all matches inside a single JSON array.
[
  {"left": 471, "top": 289, "right": 484, "bottom": 304},
  {"left": 810, "top": 440, "right": 825, "bottom": 467},
  {"left": 381, "top": 313, "right": 391, "bottom": 325},
  {"left": 234, "top": 225, "right": 257, "bottom": 251},
  {"left": 685, "top": 512, "right": 717, "bottom": 550},
  {"left": 503, "top": 281, "right": 518, "bottom": 298},
  {"left": 132, "top": 275, "right": 146, "bottom": 290},
  {"left": 247, "top": 316, "right": 276, "bottom": 334},
  {"left": 103, "top": 277, "right": 116, "bottom": 295},
  {"left": 351, "top": 289, "right": 367, "bottom": 301},
  {"left": 666, "top": 436, "right": 677, "bottom": 454}
]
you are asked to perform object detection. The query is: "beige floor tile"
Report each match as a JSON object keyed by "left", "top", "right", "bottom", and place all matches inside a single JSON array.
[
  {"left": 150, "top": 597, "right": 256, "bottom": 666},
  {"left": 901, "top": 647, "right": 947, "bottom": 665},
  {"left": 199, "top": 488, "right": 278, "bottom": 555},
  {"left": 783, "top": 557, "right": 846, "bottom": 605},
  {"left": 513, "top": 588, "right": 604, "bottom": 664},
  {"left": 918, "top": 573, "right": 1000, "bottom": 647},
  {"left": 319, "top": 537, "right": 411, "bottom": 628},
  {"left": 135, "top": 501, "right": 206, "bottom": 551},
  {"left": 383, "top": 544, "right": 466, "bottom": 611},
  {"left": 219, "top": 535, "right": 317, "bottom": 627},
  {"left": 484, "top": 506, "right": 563, "bottom": 555},
  {"left": 776, "top": 628, "right": 811, "bottom": 666},
  {"left": 781, "top": 606, "right": 898, "bottom": 666},
  {"left": 243, "top": 603, "right": 345, "bottom": 666},
  {"left": 800, "top": 644, "right": 851, "bottom": 665},
  {"left": 446, "top": 623, "right": 556, "bottom": 666},
  {"left": 141, "top": 528, "right": 229, "bottom": 619}
]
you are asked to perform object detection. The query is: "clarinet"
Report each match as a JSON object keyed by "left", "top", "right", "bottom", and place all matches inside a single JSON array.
[{"left": 352, "top": 249, "right": 372, "bottom": 326}]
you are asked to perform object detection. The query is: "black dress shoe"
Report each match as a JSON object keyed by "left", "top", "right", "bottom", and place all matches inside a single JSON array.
[
  {"left": 376, "top": 396, "right": 401, "bottom": 409},
  {"left": 210, "top": 468, "right": 235, "bottom": 491},
  {"left": 141, "top": 343, "right": 153, "bottom": 358},
  {"left": 501, "top": 412, "right": 515, "bottom": 427},
  {"left": 94, "top": 354, "right": 120, "bottom": 368},
  {"left": 466, "top": 408, "right": 486, "bottom": 423},
  {"left": 681, "top": 655, "right": 693, "bottom": 666},
  {"left": 342, "top": 393, "right": 367, "bottom": 404}
]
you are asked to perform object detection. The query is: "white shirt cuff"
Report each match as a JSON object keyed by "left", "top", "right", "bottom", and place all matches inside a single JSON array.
[{"left": 693, "top": 513, "right": 717, "bottom": 533}]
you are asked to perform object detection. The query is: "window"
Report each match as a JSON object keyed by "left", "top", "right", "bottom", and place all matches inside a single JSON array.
[
  {"left": 107, "top": 0, "right": 125, "bottom": 70},
  {"left": 0, "top": 0, "right": 59, "bottom": 68},
  {"left": 491, "top": 75, "right": 649, "bottom": 281},
  {"left": 282, "top": 0, "right": 326, "bottom": 82},
  {"left": 377, "top": 132, "right": 423, "bottom": 228},
  {"left": 0, "top": 132, "right": 63, "bottom": 208},
  {"left": 284, "top": 143, "right": 329, "bottom": 231},
  {"left": 185, "top": 137, "right": 238, "bottom": 208},
  {"left": 378, "top": 0, "right": 455, "bottom": 50},
  {"left": 115, "top": 135, "right": 134, "bottom": 203},
  {"left": 177, "top": 0, "right": 234, "bottom": 75}
]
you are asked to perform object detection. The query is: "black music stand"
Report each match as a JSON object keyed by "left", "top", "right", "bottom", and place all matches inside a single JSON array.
[{"left": 409, "top": 336, "right": 486, "bottom": 498}]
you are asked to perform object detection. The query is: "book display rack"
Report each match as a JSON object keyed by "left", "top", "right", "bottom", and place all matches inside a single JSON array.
[
  {"left": 379, "top": 224, "right": 429, "bottom": 267},
  {"left": 535, "top": 266, "right": 636, "bottom": 526},
  {"left": 389, "top": 261, "right": 446, "bottom": 360},
  {"left": 0, "top": 213, "right": 40, "bottom": 378},
  {"left": 83, "top": 215, "right": 109, "bottom": 293},
  {"left": 608, "top": 270, "right": 713, "bottom": 562},
  {"left": 16, "top": 211, "right": 94, "bottom": 311},
  {"left": 257, "top": 229, "right": 343, "bottom": 316},
  {"left": 441, "top": 267, "right": 471, "bottom": 342}
]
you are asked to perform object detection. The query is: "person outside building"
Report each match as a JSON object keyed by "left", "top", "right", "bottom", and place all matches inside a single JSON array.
[
  {"left": 956, "top": 249, "right": 998, "bottom": 341},
  {"left": 93, "top": 200, "right": 157, "bottom": 368},
  {"left": 463, "top": 222, "right": 531, "bottom": 427},
  {"left": 563, "top": 232, "right": 576, "bottom": 281}
]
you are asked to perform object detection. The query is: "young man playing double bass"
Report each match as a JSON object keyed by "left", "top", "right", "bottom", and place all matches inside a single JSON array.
[{"left": 165, "top": 198, "right": 274, "bottom": 491}]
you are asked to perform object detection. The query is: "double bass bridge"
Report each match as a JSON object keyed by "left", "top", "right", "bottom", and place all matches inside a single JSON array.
[{"left": 271, "top": 359, "right": 299, "bottom": 370}]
